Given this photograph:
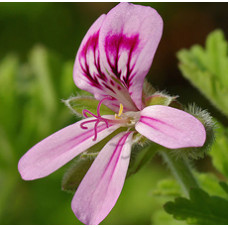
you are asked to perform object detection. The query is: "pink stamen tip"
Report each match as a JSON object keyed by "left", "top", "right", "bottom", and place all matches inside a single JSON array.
[
  {"left": 80, "top": 119, "right": 97, "bottom": 129},
  {"left": 80, "top": 125, "right": 88, "bottom": 130},
  {"left": 92, "top": 120, "right": 100, "bottom": 141},
  {"left": 92, "top": 137, "right": 97, "bottom": 141}
]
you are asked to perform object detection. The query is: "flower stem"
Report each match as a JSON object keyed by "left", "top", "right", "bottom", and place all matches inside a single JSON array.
[{"left": 159, "top": 150, "right": 199, "bottom": 196}]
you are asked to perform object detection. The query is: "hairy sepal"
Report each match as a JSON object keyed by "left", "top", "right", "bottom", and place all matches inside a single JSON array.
[
  {"left": 145, "top": 91, "right": 178, "bottom": 107},
  {"left": 63, "top": 96, "right": 114, "bottom": 117}
]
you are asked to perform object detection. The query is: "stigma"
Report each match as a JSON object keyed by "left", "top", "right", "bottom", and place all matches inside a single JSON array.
[{"left": 80, "top": 97, "right": 139, "bottom": 141}]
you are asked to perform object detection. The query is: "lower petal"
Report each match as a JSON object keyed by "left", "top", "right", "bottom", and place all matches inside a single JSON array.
[
  {"left": 135, "top": 105, "right": 206, "bottom": 149},
  {"left": 71, "top": 131, "right": 134, "bottom": 225},
  {"left": 18, "top": 117, "right": 120, "bottom": 180}
]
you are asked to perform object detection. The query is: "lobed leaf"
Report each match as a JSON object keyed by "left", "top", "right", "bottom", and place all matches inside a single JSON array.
[
  {"left": 164, "top": 187, "right": 228, "bottom": 225},
  {"left": 177, "top": 30, "right": 228, "bottom": 117}
]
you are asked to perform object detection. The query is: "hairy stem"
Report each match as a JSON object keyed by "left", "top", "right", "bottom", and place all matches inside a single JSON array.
[{"left": 160, "top": 150, "right": 199, "bottom": 196}]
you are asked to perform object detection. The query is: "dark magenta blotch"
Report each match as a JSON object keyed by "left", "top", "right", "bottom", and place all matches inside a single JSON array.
[{"left": 105, "top": 33, "right": 140, "bottom": 88}]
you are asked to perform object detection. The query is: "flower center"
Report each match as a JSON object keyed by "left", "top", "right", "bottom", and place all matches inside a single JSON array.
[{"left": 80, "top": 97, "right": 140, "bottom": 141}]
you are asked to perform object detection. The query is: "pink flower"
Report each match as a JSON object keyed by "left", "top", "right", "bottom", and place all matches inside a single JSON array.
[{"left": 18, "top": 3, "right": 206, "bottom": 225}]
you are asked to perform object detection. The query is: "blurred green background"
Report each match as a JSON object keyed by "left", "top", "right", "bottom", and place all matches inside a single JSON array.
[{"left": 0, "top": 2, "right": 228, "bottom": 225}]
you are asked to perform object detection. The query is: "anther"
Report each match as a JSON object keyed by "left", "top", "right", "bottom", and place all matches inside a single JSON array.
[{"left": 115, "top": 103, "right": 123, "bottom": 119}]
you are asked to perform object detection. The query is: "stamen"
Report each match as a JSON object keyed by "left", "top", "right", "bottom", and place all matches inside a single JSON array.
[
  {"left": 96, "top": 96, "right": 113, "bottom": 117},
  {"left": 118, "top": 103, "right": 123, "bottom": 116},
  {"left": 102, "top": 118, "right": 109, "bottom": 129},
  {"left": 92, "top": 120, "right": 100, "bottom": 141},
  {"left": 80, "top": 119, "right": 97, "bottom": 129},
  {"left": 115, "top": 103, "right": 124, "bottom": 119}
]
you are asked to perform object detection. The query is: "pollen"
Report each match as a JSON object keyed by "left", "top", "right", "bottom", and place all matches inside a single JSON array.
[{"left": 115, "top": 103, "right": 123, "bottom": 119}]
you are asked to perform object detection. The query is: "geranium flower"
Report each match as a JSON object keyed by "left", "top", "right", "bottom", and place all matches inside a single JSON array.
[{"left": 18, "top": 2, "right": 206, "bottom": 225}]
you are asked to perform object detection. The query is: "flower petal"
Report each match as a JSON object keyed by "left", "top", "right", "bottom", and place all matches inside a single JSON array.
[
  {"left": 71, "top": 131, "right": 134, "bottom": 225},
  {"left": 73, "top": 3, "right": 163, "bottom": 113},
  {"left": 135, "top": 105, "right": 206, "bottom": 149},
  {"left": 73, "top": 14, "right": 105, "bottom": 93},
  {"left": 73, "top": 12, "right": 137, "bottom": 112},
  {"left": 18, "top": 117, "right": 120, "bottom": 180},
  {"left": 99, "top": 2, "right": 163, "bottom": 110},
  {"left": 73, "top": 14, "right": 120, "bottom": 113}
]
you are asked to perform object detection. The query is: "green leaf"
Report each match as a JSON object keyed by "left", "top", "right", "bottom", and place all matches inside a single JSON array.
[
  {"left": 152, "top": 178, "right": 182, "bottom": 197},
  {"left": 63, "top": 96, "right": 114, "bottom": 117},
  {"left": 164, "top": 187, "right": 228, "bottom": 224},
  {"left": 29, "top": 45, "right": 58, "bottom": 116},
  {"left": 209, "top": 121, "right": 228, "bottom": 179},
  {"left": 177, "top": 29, "right": 228, "bottom": 117},
  {"left": 0, "top": 169, "right": 17, "bottom": 222},
  {"left": 0, "top": 46, "right": 88, "bottom": 222},
  {"left": 0, "top": 55, "right": 19, "bottom": 137},
  {"left": 152, "top": 209, "right": 186, "bottom": 225},
  {"left": 59, "top": 60, "right": 77, "bottom": 98},
  {"left": 197, "top": 173, "right": 228, "bottom": 198},
  {"left": 219, "top": 182, "right": 228, "bottom": 195}
]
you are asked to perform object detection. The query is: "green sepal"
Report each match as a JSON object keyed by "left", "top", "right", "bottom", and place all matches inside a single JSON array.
[
  {"left": 145, "top": 92, "right": 178, "bottom": 107},
  {"left": 127, "top": 139, "right": 160, "bottom": 178},
  {"left": 142, "top": 79, "right": 156, "bottom": 97},
  {"left": 61, "top": 155, "right": 95, "bottom": 193},
  {"left": 63, "top": 96, "right": 115, "bottom": 117}
]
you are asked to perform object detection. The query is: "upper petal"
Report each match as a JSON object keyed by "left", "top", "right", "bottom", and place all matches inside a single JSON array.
[
  {"left": 18, "top": 117, "right": 120, "bottom": 180},
  {"left": 135, "top": 105, "right": 206, "bottom": 149},
  {"left": 73, "top": 3, "right": 163, "bottom": 113},
  {"left": 71, "top": 131, "right": 134, "bottom": 225},
  {"left": 73, "top": 13, "right": 132, "bottom": 113},
  {"left": 99, "top": 3, "right": 163, "bottom": 110}
]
